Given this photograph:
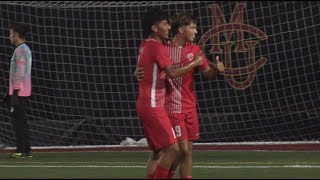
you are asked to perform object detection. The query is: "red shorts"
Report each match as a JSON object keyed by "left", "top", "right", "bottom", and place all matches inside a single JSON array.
[
  {"left": 137, "top": 102, "right": 177, "bottom": 150},
  {"left": 168, "top": 110, "right": 200, "bottom": 141}
]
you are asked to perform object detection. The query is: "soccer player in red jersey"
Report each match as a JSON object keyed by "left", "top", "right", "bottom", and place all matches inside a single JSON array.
[
  {"left": 135, "top": 12, "right": 225, "bottom": 179},
  {"left": 136, "top": 8, "right": 203, "bottom": 179}
]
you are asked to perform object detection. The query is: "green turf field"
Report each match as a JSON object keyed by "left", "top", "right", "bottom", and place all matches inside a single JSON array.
[{"left": 1, "top": 151, "right": 320, "bottom": 179}]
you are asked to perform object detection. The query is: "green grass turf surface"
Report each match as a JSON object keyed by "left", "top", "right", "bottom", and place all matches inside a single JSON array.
[{"left": 1, "top": 151, "right": 320, "bottom": 179}]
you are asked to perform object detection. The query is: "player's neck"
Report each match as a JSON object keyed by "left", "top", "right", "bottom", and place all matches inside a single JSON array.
[
  {"left": 15, "top": 39, "right": 25, "bottom": 47},
  {"left": 148, "top": 34, "right": 164, "bottom": 44},
  {"left": 172, "top": 36, "right": 186, "bottom": 47}
]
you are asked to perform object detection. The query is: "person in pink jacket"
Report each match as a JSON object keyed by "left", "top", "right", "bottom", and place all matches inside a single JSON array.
[{"left": 3, "top": 23, "right": 32, "bottom": 158}]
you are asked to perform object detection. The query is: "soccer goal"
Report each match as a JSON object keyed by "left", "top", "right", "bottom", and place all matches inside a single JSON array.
[{"left": 0, "top": 1, "right": 319, "bottom": 150}]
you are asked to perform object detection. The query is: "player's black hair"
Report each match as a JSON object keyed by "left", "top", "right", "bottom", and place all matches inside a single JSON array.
[
  {"left": 10, "top": 23, "right": 29, "bottom": 39},
  {"left": 141, "top": 7, "right": 169, "bottom": 37}
]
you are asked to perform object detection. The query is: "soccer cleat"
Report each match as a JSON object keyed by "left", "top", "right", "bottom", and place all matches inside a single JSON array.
[
  {"left": 9, "top": 153, "right": 24, "bottom": 158},
  {"left": 9, "top": 152, "right": 32, "bottom": 158}
]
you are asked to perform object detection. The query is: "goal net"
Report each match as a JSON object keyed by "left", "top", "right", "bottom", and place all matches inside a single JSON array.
[{"left": 0, "top": 1, "right": 319, "bottom": 147}]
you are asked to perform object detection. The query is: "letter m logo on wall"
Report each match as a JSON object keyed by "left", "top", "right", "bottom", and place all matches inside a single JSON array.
[{"left": 199, "top": 3, "right": 268, "bottom": 90}]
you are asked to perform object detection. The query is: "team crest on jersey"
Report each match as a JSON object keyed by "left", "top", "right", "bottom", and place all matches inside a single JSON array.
[{"left": 187, "top": 53, "right": 194, "bottom": 61}]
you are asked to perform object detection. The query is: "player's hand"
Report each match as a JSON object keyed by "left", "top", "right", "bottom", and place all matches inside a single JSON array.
[
  {"left": 1, "top": 91, "right": 10, "bottom": 104},
  {"left": 208, "top": 62, "right": 217, "bottom": 70},
  {"left": 134, "top": 67, "right": 144, "bottom": 81},
  {"left": 192, "top": 52, "right": 203, "bottom": 67},
  {"left": 10, "top": 90, "right": 20, "bottom": 107},
  {"left": 215, "top": 56, "right": 225, "bottom": 72}
]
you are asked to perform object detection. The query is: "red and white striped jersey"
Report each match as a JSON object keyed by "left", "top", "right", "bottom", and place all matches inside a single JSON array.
[
  {"left": 137, "top": 38, "right": 172, "bottom": 107},
  {"left": 165, "top": 41, "right": 209, "bottom": 113}
]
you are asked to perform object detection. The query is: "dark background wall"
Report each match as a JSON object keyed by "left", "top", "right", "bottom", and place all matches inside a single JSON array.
[{"left": 0, "top": 1, "right": 319, "bottom": 146}]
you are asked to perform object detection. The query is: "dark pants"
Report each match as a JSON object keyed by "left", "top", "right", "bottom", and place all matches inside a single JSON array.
[{"left": 10, "top": 97, "right": 31, "bottom": 154}]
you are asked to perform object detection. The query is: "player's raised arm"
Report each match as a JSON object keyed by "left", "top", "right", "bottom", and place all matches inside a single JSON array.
[
  {"left": 134, "top": 53, "right": 202, "bottom": 81},
  {"left": 164, "top": 52, "right": 203, "bottom": 79}
]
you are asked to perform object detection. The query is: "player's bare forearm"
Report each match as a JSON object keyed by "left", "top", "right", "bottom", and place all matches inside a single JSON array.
[
  {"left": 165, "top": 52, "right": 203, "bottom": 79},
  {"left": 165, "top": 61, "right": 198, "bottom": 79}
]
